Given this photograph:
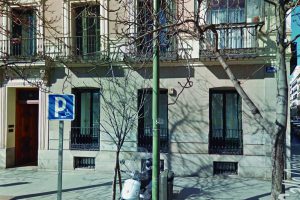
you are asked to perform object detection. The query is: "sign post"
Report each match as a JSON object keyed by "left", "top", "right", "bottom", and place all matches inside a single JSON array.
[{"left": 48, "top": 94, "right": 75, "bottom": 200}]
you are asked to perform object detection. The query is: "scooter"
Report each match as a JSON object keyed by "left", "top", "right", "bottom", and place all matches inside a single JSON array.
[{"left": 120, "top": 158, "right": 152, "bottom": 200}]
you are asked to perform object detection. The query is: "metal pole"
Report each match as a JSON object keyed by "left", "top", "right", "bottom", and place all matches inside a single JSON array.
[
  {"left": 57, "top": 121, "right": 64, "bottom": 200},
  {"left": 152, "top": 0, "right": 160, "bottom": 198}
]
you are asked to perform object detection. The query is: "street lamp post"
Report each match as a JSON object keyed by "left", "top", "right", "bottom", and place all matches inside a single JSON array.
[{"left": 152, "top": 0, "right": 160, "bottom": 199}]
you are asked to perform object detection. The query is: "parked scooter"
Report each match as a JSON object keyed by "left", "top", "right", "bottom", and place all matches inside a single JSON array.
[{"left": 120, "top": 155, "right": 152, "bottom": 200}]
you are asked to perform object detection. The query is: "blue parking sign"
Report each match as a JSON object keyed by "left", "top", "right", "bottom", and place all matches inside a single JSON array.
[{"left": 48, "top": 94, "right": 75, "bottom": 120}]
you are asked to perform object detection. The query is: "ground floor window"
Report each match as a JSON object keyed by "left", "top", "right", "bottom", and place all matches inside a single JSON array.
[
  {"left": 137, "top": 88, "right": 168, "bottom": 152},
  {"left": 209, "top": 89, "right": 243, "bottom": 155},
  {"left": 71, "top": 88, "right": 100, "bottom": 150}
]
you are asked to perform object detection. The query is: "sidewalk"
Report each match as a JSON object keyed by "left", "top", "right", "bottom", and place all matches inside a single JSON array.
[{"left": 0, "top": 167, "right": 298, "bottom": 200}]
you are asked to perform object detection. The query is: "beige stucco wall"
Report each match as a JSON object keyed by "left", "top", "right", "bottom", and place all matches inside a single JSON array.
[
  {"left": 38, "top": 58, "right": 277, "bottom": 179},
  {"left": 6, "top": 87, "right": 16, "bottom": 167},
  {"left": 6, "top": 87, "right": 16, "bottom": 149}
]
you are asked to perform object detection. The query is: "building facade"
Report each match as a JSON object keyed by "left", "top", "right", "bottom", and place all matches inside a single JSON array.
[
  {"left": 0, "top": 0, "right": 290, "bottom": 179},
  {"left": 290, "top": 6, "right": 300, "bottom": 118}
]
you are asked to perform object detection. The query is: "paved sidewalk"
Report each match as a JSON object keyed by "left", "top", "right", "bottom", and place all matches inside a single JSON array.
[{"left": 0, "top": 167, "right": 298, "bottom": 200}]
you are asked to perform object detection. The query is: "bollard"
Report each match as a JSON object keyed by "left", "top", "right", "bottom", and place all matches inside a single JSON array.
[{"left": 159, "top": 169, "right": 174, "bottom": 200}]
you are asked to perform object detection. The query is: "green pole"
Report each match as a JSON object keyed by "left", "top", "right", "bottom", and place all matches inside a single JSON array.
[
  {"left": 152, "top": 0, "right": 160, "bottom": 198},
  {"left": 57, "top": 121, "right": 64, "bottom": 200}
]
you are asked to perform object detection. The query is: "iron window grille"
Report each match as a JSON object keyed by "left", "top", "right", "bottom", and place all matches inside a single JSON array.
[
  {"left": 213, "top": 161, "right": 238, "bottom": 175},
  {"left": 74, "top": 157, "right": 95, "bottom": 169}
]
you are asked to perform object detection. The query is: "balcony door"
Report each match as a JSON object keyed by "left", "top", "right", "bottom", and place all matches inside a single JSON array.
[
  {"left": 136, "top": 0, "right": 175, "bottom": 57},
  {"left": 11, "top": 8, "right": 36, "bottom": 57},
  {"left": 73, "top": 5, "right": 100, "bottom": 58}
]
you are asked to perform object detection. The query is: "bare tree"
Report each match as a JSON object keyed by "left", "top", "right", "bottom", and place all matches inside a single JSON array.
[{"left": 94, "top": 66, "right": 150, "bottom": 199}]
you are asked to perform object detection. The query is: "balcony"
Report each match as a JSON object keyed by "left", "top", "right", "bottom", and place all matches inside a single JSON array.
[
  {"left": 0, "top": 35, "right": 191, "bottom": 63},
  {"left": 199, "top": 23, "right": 260, "bottom": 59},
  {"left": 70, "top": 127, "right": 100, "bottom": 151},
  {"left": 138, "top": 127, "right": 169, "bottom": 153},
  {"left": 209, "top": 129, "right": 243, "bottom": 155}
]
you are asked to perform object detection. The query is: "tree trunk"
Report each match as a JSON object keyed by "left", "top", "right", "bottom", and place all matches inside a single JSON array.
[
  {"left": 271, "top": 2, "right": 288, "bottom": 199},
  {"left": 112, "top": 150, "right": 120, "bottom": 200},
  {"left": 271, "top": 130, "right": 286, "bottom": 199},
  {"left": 118, "top": 161, "right": 122, "bottom": 192}
]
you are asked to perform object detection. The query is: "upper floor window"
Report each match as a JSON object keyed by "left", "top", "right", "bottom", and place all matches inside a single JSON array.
[
  {"left": 11, "top": 8, "right": 36, "bottom": 57},
  {"left": 207, "top": 0, "right": 245, "bottom": 24},
  {"left": 136, "top": 0, "right": 175, "bottom": 57},
  {"left": 72, "top": 4, "right": 100, "bottom": 58}
]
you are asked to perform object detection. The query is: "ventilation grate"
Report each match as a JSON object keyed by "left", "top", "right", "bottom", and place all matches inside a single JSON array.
[
  {"left": 74, "top": 157, "right": 95, "bottom": 169},
  {"left": 213, "top": 161, "right": 238, "bottom": 175}
]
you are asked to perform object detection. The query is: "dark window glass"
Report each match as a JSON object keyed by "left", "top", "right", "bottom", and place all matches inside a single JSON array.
[
  {"left": 136, "top": 0, "right": 175, "bottom": 55},
  {"left": 11, "top": 8, "right": 36, "bottom": 56},
  {"left": 73, "top": 4, "right": 100, "bottom": 56}
]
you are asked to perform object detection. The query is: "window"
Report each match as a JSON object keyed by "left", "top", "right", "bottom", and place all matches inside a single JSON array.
[
  {"left": 213, "top": 161, "right": 238, "bottom": 175},
  {"left": 138, "top": 89, "right": 168, "bottom": 152},
  {"left": 207, "top": 0, "right": 245, "bottom": 24},
  {"left": 209, "top": 90, "right": 243, "bottom": 155},
  {"left": 11, "top": 8, "right": 36, "bottom": 57},
  {"left": 74, "top": 157, "right": 95, "bottom": 169},
  {"left": 72, "top": 4, "right": 100, "bottom": 58},
  {"left": 71, "top": 88, "right": 100, "bottom": 150},
  {"left": 136, "top": 0, "right": 175, "bottom": 56}
]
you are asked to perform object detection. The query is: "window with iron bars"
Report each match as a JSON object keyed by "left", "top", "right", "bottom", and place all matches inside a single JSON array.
[
  {"left": 71, "top": 88, "right": 100, "bottom": 151},
  {"left": 209, "top": 89, "right": 243, "bottom": 155},
  {"left": 137, "top": 89, "right": 169, "bottom": 153}
]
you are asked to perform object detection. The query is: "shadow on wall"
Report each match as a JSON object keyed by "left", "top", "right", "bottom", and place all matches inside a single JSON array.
[
  {"left": 48, "top": 64, "right": 127, "bottom": 85},
  {"left": 206, "top": 65, "right": 275, "bottom": 80},
  {"left": 136, "top": 66, "right": 195, "bottom": 79}
]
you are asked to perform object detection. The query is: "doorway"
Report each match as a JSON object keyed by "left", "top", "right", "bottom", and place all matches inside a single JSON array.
[{"left": 15, "top": 88, "right": 39, "bottom": 166}]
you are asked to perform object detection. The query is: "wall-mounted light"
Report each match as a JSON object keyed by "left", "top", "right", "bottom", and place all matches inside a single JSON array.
[{"left": 168, "top": 88, "right": 177, "bottom": 96}]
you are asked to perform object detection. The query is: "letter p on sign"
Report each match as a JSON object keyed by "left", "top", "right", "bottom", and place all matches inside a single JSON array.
[
  {"left": 54, "top": 97, "right": 66, "bottom": 117},
  {"left": 48, "top": 94, "right": 75, "bottom": 121}
]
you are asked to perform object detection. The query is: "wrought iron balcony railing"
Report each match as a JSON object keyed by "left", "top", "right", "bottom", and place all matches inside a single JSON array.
[
  {"left": 209, "top": 129, "right": 243, "bottom": 155},
  {"left": 70, "top": 127, "right": 100, "bottom": 151},
  {"left": 44, "top": 35, "right": 109, "bottom": 61},
  {"left": 0, "top": 37, "right": 44, "bottom": 59},
  {"left": 138, "top": 127, "right": 169, "bottom": 153},
  {"left": 200, "top": 23, "right": 260, "bottom": 59},
  {"left": 125, "top": 37, "right": 178, "bottom": 61}
]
